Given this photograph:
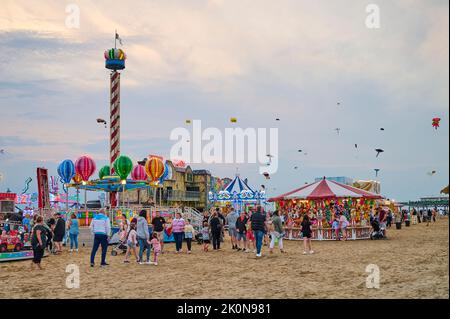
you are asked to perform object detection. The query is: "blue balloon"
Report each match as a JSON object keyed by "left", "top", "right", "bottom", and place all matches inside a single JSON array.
[
  {"left": 159, "top": 162, "right": 170, "bottom": 183},
  {"left": 57, "top": 159, "right": 75, "bottom": 184}
]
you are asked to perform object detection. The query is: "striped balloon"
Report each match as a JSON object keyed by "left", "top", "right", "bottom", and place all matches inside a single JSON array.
[
  {"left": 57, "top": 160, "right": 75, "bottom": 184},
  {"left": 75, "top": 155, "right": 96, "bottom": 182},
  {"left": 145, "top": 157, "right": 165, "bottom": 182},
  {"left": 131, "top": 164, "right": 146, "bottom": 181}
]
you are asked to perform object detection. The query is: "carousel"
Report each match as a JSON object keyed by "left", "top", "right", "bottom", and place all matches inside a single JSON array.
[
  {"left": 208, "top": 174, "right": 266, "bottom": 212},
  {"left": 269, "top": 177, "right": 384, "bottom": 241}
]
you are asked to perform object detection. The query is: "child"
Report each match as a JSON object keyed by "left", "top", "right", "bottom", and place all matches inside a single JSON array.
[
  {"left": 184, "top": 219, "right": 195, "bottom": 254},
  {"left": 150, "top": 232, "right": 161, "bottom": 265},
  {"left": 246, "top": 220, "right": 256, "bottom": 253},
  {"left": 301, "top": 214, "right": 313, "bottom": 254},
  {"left": 201, "top": 222, "right": 210, "bottom": 252},
  {"left": 124, "top": 223, "right": 139, "bottom": 263},
  {"left": 332, "top": 218, "right": 340, "bottom": 240}
]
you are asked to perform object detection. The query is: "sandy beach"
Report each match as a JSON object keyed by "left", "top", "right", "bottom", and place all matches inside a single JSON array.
[{"left": 1, "top": 217, "right": 448, "bottom": 299}]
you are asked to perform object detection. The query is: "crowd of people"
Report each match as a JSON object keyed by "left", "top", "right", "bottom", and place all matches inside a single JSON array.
[{"left": 19, "top": 204, "right": 447, "bottom": 269}]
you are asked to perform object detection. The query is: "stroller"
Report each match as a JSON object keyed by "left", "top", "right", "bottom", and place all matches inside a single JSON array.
[
  {"left": 111, "top": 229, "right": 128, "bottom": 256},
  {"left": 195, "top": 232, "right": 203, "bottom": 245},
  {"left": 370, "top": 219, "right": 385, "bottom": 240}
]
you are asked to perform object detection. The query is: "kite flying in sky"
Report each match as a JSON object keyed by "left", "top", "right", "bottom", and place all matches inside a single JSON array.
[
  {"left": 374, "top": 168, "right": 380, "bottom": 177},
  {"left": 432, "top": 118, "right": 441, "bottom": 130},
  {"left": 96, "top": 118, "right": 107, "bottom": 128},
  {"left": 375, "top": 149, "right": 384, "bottom": 157}
]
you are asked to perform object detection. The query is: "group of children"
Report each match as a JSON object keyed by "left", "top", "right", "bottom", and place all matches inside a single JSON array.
[{"left": 331, "top": 212, "right": 350, "bottom": 240}]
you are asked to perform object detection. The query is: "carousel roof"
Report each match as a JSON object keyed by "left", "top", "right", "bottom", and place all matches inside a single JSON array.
[
  {"left": 209, "top": 175, "right": 265, "bottom": 202},
  {"left": 224, "top": 175, "right": 254, "bottom": 193},
  {"left": 268, "top": 177, "right": 383, "bottom": 201}
]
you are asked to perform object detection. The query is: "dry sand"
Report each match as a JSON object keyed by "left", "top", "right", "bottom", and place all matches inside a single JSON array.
[{"left": 1, "top": 217, "right": 448, "bottom": 299}]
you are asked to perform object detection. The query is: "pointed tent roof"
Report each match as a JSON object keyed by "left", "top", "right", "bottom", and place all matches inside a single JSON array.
[
  {"left": 208, "top": 174, "right": 265, "bottom": 202},
  {"left": 224, "top": 175, "right": 254, "bottom": 193},
  {"left": 268, "top": 177, "right": 383, "bottom": 201}
]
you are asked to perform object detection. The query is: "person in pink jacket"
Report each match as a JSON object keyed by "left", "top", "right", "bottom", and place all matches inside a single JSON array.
[
  {"left": 150, "top": 233, "right": 161, "bottom": 265},
  {"left": 172, "top": 212, "right": 185, "bottom": 253}
]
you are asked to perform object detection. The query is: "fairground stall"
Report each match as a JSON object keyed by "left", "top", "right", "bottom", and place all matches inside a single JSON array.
[
  {"left": 0, "top": 192, "right": 35, "bottom": 262},
  {"left": 268, "top": 177, "right": 383, "bottom": 240},
  {"left": 208, "top": 174, "right": 266, "bottom": 213}
]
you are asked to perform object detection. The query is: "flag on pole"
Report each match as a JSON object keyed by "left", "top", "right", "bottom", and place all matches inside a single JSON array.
[{"left": 115, "top": 31, "right": 123, "bottom": 45}]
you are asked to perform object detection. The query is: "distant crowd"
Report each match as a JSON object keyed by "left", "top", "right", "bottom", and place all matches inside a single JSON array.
[{"left": 15, "top": 204, "right": 446, "bottom": 269}]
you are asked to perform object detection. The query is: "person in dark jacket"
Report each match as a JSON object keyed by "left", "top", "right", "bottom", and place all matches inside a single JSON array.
[
  {"left": 235, "top": 211, "right": 248, "bottom": 252},
  {"left": 209, "top": 212, "right": 222, "bottom": 250},
  {"left": 53, "top": 213, "right": 66, "bottom": 254},
  {"left": 250, "top": 207, "right": 267, "bottom": 257},
  {"left": 31, "top": 216, "right": 47, "bottom": 270},
  {"left": 216, "top": 208, "right": 226, "bottom": 242}
]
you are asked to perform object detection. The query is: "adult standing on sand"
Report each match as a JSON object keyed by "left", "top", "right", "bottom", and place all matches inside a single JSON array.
[
  {"left": 209, "top": 211, "right": 222, "bottom": 251},
  {"left": 67, "top": 213, "right": 79, "bottom": 252},
  {"left": 269, "top": 210, "right": 285, "bottom": 254},
  {"left": 250, "top": 206, "right": 267, "bottom": 257},
  {"left": 31, "top": 216, "right": 47, "bottom": 270},
  {"left": 90, "top": 209, "right": 111, "bottom": 267},
  {"left": 137, "top": 210, "right": 151, "bottom": 264},
  {"left": 172, "top": 212, "right": 186, "bottom": 253},
  {"left": 235, "top": 211, "right": 248, "bottom": 252},
  {"left": 226, "top": 208, "right": 239, "bottom": 250},
  {"left": 53, "top": 213, "right": 66, "bottom": 254}
]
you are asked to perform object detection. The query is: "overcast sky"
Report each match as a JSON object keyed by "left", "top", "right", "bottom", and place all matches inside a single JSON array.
[{"left": 0, "top": 0, "right": 448, "bottom": 202}]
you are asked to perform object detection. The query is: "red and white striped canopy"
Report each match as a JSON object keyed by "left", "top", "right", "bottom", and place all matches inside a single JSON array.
[{"left": 269, "top": 178, "right": 383, "bottom": 201}]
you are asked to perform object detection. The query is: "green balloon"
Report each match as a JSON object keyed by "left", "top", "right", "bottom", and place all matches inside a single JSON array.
[
  {"left": 99, "top": 165, "right": 110, "bottom": 179},
  {"left": 113, "top": 155, "right": 133, "bottom": 180}
]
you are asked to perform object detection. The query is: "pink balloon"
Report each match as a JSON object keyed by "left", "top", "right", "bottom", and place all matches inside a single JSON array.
[
  {"left": 131, "top": 164, "right": 146, "bottom": 181},
  {"left": 75, "top": 155, "right": 96, "bottom": 181}
]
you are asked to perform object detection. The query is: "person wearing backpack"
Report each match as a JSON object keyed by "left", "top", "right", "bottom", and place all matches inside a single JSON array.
[{"left": 31, "top": 216, "right": 47, "bottom": 270}]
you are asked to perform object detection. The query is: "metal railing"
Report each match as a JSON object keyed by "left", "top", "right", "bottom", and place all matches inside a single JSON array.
[{"left": 165, "top": 190, "right": 201, "bottom": 202}]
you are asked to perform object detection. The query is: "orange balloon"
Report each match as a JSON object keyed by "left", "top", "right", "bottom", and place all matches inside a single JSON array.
[
  {"left": 72, "top": 174, "right": 83, "bottom": 184},
  {"left": 145, "top": 157, "right": 165, "bottom": 182}
]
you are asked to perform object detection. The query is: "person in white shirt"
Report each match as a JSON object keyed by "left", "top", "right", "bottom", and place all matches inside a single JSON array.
[{"left": 89, "top": 209, "right": 111, "bottom": 267}]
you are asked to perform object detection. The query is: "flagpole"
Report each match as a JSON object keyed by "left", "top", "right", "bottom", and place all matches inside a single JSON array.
[{"left": 115, "top": 29, "right": 117, "bottom": 49}]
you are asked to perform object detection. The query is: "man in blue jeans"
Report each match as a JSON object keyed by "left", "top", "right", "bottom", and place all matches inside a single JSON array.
[
  {"left": 250, "top": 206, "right": 267, "bottom": 257},
  {"left": 89, "top": 209, "right": 111, "bottom": 267}
]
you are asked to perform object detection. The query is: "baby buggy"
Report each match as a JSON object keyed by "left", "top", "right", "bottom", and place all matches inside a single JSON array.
[
  {"left": 370, "top": 220, "right": 385, "bottom": 240},
  {"left": 195, "top": 233, "right": 203, "bottom": 245},
  {"left": 110, "top": 229, "right": 128, "bottom": 256},
  {"left": 111, "top": 239, "right": 128, "bottom": 256}
]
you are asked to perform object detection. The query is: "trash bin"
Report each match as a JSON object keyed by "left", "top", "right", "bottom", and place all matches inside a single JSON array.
[
  {"left": 405, "top": 220, "right": 410, "bottom": 227},
  {"left": 395, "top": 222, "right": 402, "bottom": 230}
]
